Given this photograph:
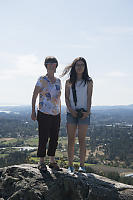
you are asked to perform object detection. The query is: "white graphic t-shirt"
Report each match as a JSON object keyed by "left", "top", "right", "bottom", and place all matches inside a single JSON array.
[{"left": 36, "top": 75, "right": 61, "bottom": 115}]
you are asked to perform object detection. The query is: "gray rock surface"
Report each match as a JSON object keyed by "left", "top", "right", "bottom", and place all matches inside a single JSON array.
[{"left": 0, "top": 164, "right": 133, "bottom": 200}]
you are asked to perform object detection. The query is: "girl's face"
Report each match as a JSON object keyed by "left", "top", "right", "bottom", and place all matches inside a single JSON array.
[{"left": 75, "top": 60, "right": 85, "bottom": 74}]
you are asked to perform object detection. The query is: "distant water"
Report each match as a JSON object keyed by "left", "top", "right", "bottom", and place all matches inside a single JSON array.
[
  {"left": 0, "top": 105, "right": 20, "bottom": 106},
  {"left": 125, "top": 173, "right": 133, "bottom": 177},
  {"left": 0, "top": 110, "right": 20, "bottom": 114},
  {"left": 0, "top": 147, "right": 37, "bottom": 151},
  {"left": 0, "top": 111, "right": 11, "bottom": 114}
]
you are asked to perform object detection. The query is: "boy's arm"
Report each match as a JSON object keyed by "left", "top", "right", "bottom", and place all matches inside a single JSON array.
[{"left": 31, "top": 86, "right": 41, "bottom": 121}]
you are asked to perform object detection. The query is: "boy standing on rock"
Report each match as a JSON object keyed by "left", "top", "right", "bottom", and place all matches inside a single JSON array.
[{"left": 31, "top": 56, "right": 61, "bottom": 171}]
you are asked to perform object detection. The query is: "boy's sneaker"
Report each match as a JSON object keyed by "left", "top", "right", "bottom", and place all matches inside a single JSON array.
[
  {"left": 38, "top": 162, "right": 47, "bottom": 172},
  {"left": 67, "top": 166, "right": 75, "bottom": 173},
  {"left": 78, "top": 166, "right": 86, "bottom": 173},
  {"left": 49, "top": 162, "right": 61, "bottom": 171}
]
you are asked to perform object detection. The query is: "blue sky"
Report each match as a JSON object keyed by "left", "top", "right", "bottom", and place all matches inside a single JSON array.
[{"left": 0, "top": 0, "right": 133, "bottom": 106}]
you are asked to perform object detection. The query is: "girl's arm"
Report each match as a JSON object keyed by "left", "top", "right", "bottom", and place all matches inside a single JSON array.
[
  {"left": 82, "top": 80, "right": 93, "bottom": 119},
  {"left": 87, "top": 80, "right": 93, "bottom": 114},
  {"left": 65, "top": 80, "right": 77, "bottom": 118}
]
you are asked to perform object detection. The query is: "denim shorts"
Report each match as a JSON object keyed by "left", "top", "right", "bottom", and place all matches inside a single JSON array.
[{"left": 67, "top": 112, "right": 90, "bottom": 125}]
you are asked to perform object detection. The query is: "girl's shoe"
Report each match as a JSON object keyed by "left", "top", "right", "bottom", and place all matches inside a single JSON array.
[
  {"left": 78, "top": 166, "right": 86, "bottom": 173},
  {"left": 67, "top": 166, "right": 75, "bottom": 173}
]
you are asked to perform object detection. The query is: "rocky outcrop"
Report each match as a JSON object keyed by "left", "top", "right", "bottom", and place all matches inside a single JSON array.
[{"left": 0, "top": 164, "right": 133, "bottom": 200}]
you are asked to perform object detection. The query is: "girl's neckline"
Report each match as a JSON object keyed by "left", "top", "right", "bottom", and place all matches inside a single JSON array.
[{"left": 76, "top": 79, "right": 83, "bottom": 82}]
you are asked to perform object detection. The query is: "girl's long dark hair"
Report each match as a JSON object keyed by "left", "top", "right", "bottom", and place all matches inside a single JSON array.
[
  {"left": 62, "top": 57, "right": 91, "bottom": 85},
  {"left": 62, "top": 57, "right": 92, "bottom": 106}
]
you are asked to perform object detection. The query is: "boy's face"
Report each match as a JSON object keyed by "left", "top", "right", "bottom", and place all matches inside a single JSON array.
[{"left": 46, "top": 62, "right": 57, "bottom": 73}]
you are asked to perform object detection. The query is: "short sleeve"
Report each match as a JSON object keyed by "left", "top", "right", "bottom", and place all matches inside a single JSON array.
[
  {"left": 59, "top": 79, "right": 62, "bottom": 90},
  {"left": 35, "top": 76, "right": 43, "bottom": 88}
]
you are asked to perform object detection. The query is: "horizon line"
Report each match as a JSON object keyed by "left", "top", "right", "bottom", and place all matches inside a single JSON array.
[{"left": 0, "top": 104, "right": 133, "bottom": 107}]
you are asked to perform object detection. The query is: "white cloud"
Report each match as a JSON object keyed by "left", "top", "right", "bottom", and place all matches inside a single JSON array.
[
  {"left": 0, "top": 53, "right": 44, "bottom": 80},
  {"left": 14, "top": 54, "right": 43, "bottom": 77}
]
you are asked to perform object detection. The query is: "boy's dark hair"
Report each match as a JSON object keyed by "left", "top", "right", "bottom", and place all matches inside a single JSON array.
[{"left": 44, "top": 56, "right": 58, "bottom": 68}]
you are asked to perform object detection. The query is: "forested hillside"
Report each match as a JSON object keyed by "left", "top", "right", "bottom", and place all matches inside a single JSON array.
[{"left": 0, "top": 105, "right": 133, "bottom": 170}]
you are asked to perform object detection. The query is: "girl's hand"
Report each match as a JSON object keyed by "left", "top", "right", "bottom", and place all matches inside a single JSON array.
[
  {"left": 81, "top": 112, "right": 90, "bottom": 119},
  {"left": 71, "top": 109, "right": 77, "bottom": 118},
  {"left": 31, "top": 111, "right": 37, "bottom": 121}
]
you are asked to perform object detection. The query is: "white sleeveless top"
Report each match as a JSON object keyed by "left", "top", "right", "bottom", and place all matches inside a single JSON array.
[{"left": 67, "top": 80, "right": 88, "bottom": 113}]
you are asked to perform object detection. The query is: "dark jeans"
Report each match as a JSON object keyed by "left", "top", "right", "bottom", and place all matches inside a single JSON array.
[{"left": 37, "top": 110, "right": 60, "bottom": 157}]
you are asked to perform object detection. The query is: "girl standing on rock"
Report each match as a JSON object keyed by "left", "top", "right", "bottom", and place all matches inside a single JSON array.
[
  {"left": 62, "top": 57, "right": 93, "bottom": 173},
  {"left": 31, "top": 56, "right": 61, "bottom": 172}
]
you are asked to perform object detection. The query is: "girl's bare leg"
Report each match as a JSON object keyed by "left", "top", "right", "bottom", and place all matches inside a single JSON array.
[
  {"left": 67, "top": 123, "right": 77, "bottom": 166},
  {"left": 78, "top": 124, "right": 88, "bottom": 166}
]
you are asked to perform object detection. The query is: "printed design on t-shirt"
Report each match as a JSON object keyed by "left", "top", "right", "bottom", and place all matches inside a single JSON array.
[
  {"left": 42, "top": 77, "right": 48, "bottom": 85},
  {"left": 41, "top": 89, "right": 48, "bottom": 97},
  {"left": 55, "top": 84, "right": 60, "bottom": 91},
  {"left": 51, "top": 97, "right": 57, "bottom": 105},
  {"left": 40, "top": 94, "right": 43, "bottom": 98},
  {"left": 36, "top": 76, "right": 61, "bottom": 115},
  {"left": 39, "top": 102, "right": 44, "bottom": 109},
  {"left": 44, "top": 101, "right": 52, "bottom": 110},
  {"left": 52, "top": 109, "right": 58, "bottom": 115},
  {"left": 45, "top": 92, "right": 51, "bottom": 100}
]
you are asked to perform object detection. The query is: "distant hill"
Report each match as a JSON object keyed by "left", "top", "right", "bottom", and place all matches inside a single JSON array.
[
  {"left": 0, "top": 104, "right": 133, "bottom": 124},
  {"left": 91, "top": 104, "right": 133, "bottom": 110},
  {"left": 1, "top": 104, "right": 133, "bottom": 113}
]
